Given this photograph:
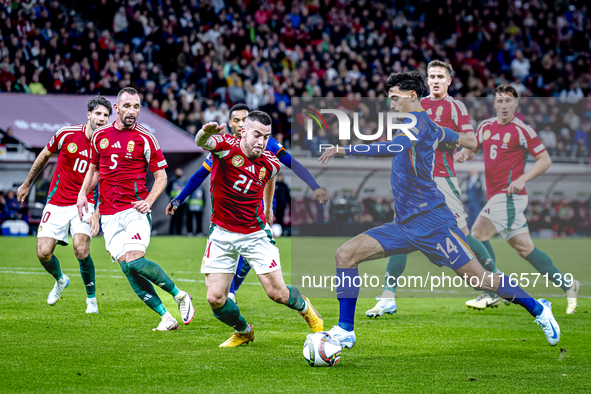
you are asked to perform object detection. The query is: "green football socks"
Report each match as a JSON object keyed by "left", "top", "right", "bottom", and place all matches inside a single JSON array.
[
  {"left": 77, "top": 255, "right": 96, "bottom": 298},
  {"left": 41, "top": 255, "right": 63, "bottom": 280},
  {"left": 384, "top": 254, "right": 408, "bottom": 294},
  {"left": 126, "top": 257, "right": 177, "bottom": 295},
  {"left": 524, "top": 247, "right": 570, "bottom": 292},
  {"left": 212, "top": 298, "right": 249, "bottom": 332},
  {"left": 286, "top": 285, "right": 306, "bottom": 312},
  {"left": 120, "top": 261, "right": 166, "bottom": 314}
]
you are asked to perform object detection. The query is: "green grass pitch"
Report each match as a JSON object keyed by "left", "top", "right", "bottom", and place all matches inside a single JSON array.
[{"left": 1, "top": 236, "right": 590, "bottom": 393}]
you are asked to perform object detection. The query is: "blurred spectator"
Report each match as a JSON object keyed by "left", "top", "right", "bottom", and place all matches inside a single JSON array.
[
  {"left": 3, "top": 191, "right": 22, "bottom": 220},
  {"left": 166, "top": 168, "right": 186, "bottom": 235},
  {"left": 186, "top": 187, "right": 206, "bottom": 236},
  {"left": 539, "top": 124, "right": 558, "bottom": 156},
  {"left": 274, "top": 173, "right": 291, "bottom": 228}
]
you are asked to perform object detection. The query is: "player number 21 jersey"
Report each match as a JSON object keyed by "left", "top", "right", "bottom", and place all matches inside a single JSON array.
[{"left": 208, "top": 134, "right": 281, "bottom": 234}]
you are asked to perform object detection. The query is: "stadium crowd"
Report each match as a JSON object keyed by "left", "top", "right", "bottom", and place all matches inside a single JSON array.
[{"left": 1, "top": 0, "right": 591, "bottom": 159}]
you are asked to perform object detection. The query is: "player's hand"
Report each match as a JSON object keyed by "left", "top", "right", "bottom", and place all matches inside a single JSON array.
[
  {"left": 88, "top": 212, "right": 100, "bottom": 237},
  {"left": 77, "top": 194, "right": 89, "bottom": 221},
  {"left": 166, "top": 198, "right": 181, "bottom": 215},
  {"left": 265, "top": 208, "right": 274, "bottom": 226},
  {"left": 17, "top": 183, "right": 30, "bottom": 204},
  {"left": 508, "top": 178, "right": 526, "bottom": 195},
  {"left": 314, "top": 188, "right": 329, "bottom": 205},
  {"left": 453, "top": 150, "right": 468, "bottom": 163},
  {"left": 132, "top": 200, "right": 151, "bottom": 214},
  {"left": 318, "top": 146, "right": 338, "bottom": 165},
  {"left": 202, "top": 122, "right": 226, "bottom": 136}
]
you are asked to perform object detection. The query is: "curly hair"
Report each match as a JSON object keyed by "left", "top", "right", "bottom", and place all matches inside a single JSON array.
[
  {"left": 87, "top": 96, "right": 112, "bottom": 115},
  {"left": 383, "top": 70, "right": 426, "bottom": 97}
]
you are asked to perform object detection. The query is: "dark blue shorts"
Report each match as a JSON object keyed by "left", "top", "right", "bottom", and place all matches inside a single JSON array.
[{"left": 365, "top": 206, "right": 474, "bottom": 269}]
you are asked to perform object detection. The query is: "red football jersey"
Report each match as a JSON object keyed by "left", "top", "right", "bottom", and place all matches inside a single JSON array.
[
  {"left": 476, "top": 117, "right": 546, "bottom": 199},
  {"left": 90, "top": 122, "right": 168, "bottom": 215},
  {"left": 45, "top": 124, "right": 95, "bottom": 206},
  {"left": 208, "top": 134, "right": 281, "bottom": 234},
  {"left": 422, "top": 96, "right": 474, "bottom": 177}
]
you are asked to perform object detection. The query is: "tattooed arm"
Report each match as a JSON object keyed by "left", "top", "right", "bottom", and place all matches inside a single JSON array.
[{"left": 17, "top": 147, "right": 55, "bottom": 203}]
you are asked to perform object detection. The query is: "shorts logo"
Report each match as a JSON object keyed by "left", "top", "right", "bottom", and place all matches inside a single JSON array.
[
  {"left": 38, "top": 226, "right": 43, "bottom": 232},
  {"left": 258, "top": 168, "right": 266, "bottom": 181},
  {"left": 483, "top": 130, "right": 491, "bottom": 140},
  {"left": 127, "top": 140, "right": 135, "bottom": 153},
  {"left": 232, "top": 155, "right": 244, "bottom": 167},
  {"left": 67, "top": 143, "right": 77, "bottom": 153},
  {"left": 100, "top": 138, "right": 109, "bottom": 149},
  {"left": 503, "top": 132, "right": 511, "bottom": 144}
]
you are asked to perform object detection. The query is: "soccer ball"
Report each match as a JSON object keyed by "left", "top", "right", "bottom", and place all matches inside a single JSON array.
[
  {"left": 271, "top": 223, "right": 282, "bottom": 238},
  {"left": 303, "top": 331, "right": 342, "bottom": 367}
]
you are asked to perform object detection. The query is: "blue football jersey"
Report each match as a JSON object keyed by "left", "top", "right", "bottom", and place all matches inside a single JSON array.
[{"left": 390, "top": 110, "right": 457, "bottom": 223}]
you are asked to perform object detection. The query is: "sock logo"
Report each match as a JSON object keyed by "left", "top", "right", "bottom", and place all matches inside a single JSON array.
[
  {"left": 131, "top": 233, "right": 142, "bottom": 240},
  {"left": 268, "top": 260, "right": 278, "bottom": 269},
  {"left": 86, "top": 282, "right": 94, "bottom": 287}
]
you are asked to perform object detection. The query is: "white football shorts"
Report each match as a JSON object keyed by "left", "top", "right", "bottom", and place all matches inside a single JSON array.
[
  {"left": 478, "top": 193, "right": 529, "bottom": 240},
  {"left": 37, "top": 203, "right": 94, "bottom": 245},
  {"left": 201, "top": 224, "right": 281, "bottom": 275},
  {"left": 101, "top": 207, "right": 152, "bottom": 262}
]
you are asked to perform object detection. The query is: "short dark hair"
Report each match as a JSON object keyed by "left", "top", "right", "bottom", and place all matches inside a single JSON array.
[
  {"left": 427, "top": 60, "right": 453, "bottom": 78},
  {"left": 87, "top": 96, "right": 112, "bottom": 115},
  {"left": 495, "top": 84, "right": 519, "bottom": 98},
  {"left": 117, "top": 87, "right": 140, "bottom": 100},
  {"left": 245, "top": 110, "right": 272, "bottom": 126},
  {"left": 383, "top": 70, "right": 426, "bottom": 97},
  {"left": 229, "top": 103, "right": 250, "bottom": 119}
]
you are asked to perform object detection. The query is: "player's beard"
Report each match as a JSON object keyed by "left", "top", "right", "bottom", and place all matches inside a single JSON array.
[
  {"left": 119, "top": 112, "right": 136, "bottom": 128},
  {"left": 244, "top": 140, "right": 263, "bottom": 159}
]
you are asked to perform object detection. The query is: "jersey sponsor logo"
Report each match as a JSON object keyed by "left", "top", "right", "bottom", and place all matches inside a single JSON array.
[
  {"left": 67, "top": 142, "right": 77, "bottom": 153},
  {"left": 79, "top": 149, "right": 88, "bottom": 157},
  {"left": 232, "top": 155, "right": 244, "bottom": 167},
  {"left": 259, "top": 167, "right": 266, "bottom": 181},
  {"left": 127, "top": 140, "right": 135, "bottom": 152},
  {"left": 491, "top": 133, "right": 499, "bottom": 141},
  {"left": 100, "top": 138, "right": 109, "bottom": 149},
  {"left": 503, "top": 133, "right": 511, "bottom": 144},
  {"left": 158, "top": 159, "right": 167, "bottom": 167},
  {"left": 111, "top": 141, "right": 121, "bottom": 148},
  {"left": 483, "top": 130, "right": 491, "bottom": 140},
  {"left": 245, "top": 165, "right": 256, "bottom": 173},
  {"left": 435, "top": 106, "right": 444, "bottom": 121}
]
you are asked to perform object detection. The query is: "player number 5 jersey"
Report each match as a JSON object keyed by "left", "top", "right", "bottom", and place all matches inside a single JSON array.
[{"left": 208, "top": 134, "right": 281, "bottom": 234}]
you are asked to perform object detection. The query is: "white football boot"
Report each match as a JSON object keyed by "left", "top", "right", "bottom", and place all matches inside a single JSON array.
[
  {"left": 47, "top": 274, "right": 70, "bottom": 305},
  {"left": 465, "top": 293, "right": 500, "bottom": 309},
  {"left": 174, "top": 290, "right": 195, "bottom": 324},
  {"left": 565, "top": 280, "right": 581, "bottom": 314},
  {"left": 85, "top": 297, "right": 99, "bottom": 314},
  {"left": 152, "top": 313, "right": 179, "bottom": 331},
  {"left": 328, "top": 325, "right": 356, "bottom": 349},
  {"left": 366, "top": 297, "right": 397, "bottom": 318},
  {"left": 534, "top": 299, "right": 560, "bottom": 346}
]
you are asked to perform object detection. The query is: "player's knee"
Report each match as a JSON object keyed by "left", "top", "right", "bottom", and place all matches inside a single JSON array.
[
  {"left": 207, "top": 292, "right": 227, "bottom": 308},
  {"left": 73, "top": 245, "right": 89, "bottom": 260},
  {"left": 335, "top": 246, "right": 353, "bottom": 268},
  {"left": 512, "top": 243, "right": 533, "bottom": 258},
  {"left": 37, "top": 245, "right": 53, "bottom": 262},
  {"left": 470, "top": 226, "right": 485, "bottom": 241}
]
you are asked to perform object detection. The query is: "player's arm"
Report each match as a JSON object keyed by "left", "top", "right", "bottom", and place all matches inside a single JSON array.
[
  {"left": 263, "top": 176, "right": 276, "bottom": 225},
  {"left": 195, "top": 122, "right": 227, "bottom": 150},
  {"left": 133, "top": 169, "right": 167, "bottom": 214},
  {"left": 17, "top": 147, "right": 55, "bottom": 203},
  {"left": 166, "top": 164, "right": 211, "bottom": 215},
  {"left": 457, "top": 131, "right": 477, "bottom": 150},
  {"left": 277, "top": 150, "right": 328, "bottom": 205},
  {"left": 453, "top": 101, "right": 478, "bottom": 150},
  {"left": 508, "top": 150, "right": 551, "bottom": 195},
  {"left": 77, "top": 163, "right": 99, "bottom": 220},
  {"left": 88, "top": 206, "right": 100, "bottom": 236},
  {"left": 454, "top": 148, "right": 479, "bottom": 163}
]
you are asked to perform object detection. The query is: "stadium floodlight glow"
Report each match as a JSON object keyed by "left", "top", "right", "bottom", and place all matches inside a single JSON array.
[{"left": 304, "top": 108, "right": 418, "bottom": 141}]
